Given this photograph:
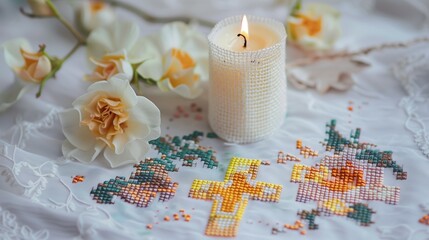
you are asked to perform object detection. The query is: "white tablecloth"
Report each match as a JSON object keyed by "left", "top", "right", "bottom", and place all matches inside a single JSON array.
[{"left": 1, "top": 0, "right": 429, "bottom": 239}]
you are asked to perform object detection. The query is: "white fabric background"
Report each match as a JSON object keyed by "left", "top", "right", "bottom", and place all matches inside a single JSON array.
[{"left": 0, "top": 0, "right": 429, "bottom": 239}]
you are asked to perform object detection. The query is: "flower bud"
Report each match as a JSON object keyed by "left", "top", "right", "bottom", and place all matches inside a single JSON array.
[{"left": 27, "top": 0, "right": 53, "bottom": 16}]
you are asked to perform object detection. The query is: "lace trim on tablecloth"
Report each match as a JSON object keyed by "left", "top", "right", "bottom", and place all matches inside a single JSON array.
[
  {"left": 0, "top": 138, "right": 141, "bottom": 238},
  {"left": 393, "top": 53, "right": 429, "bottom": 159},
  {"left": 0, "top": 206, "right": 49, "bottom": 240}
]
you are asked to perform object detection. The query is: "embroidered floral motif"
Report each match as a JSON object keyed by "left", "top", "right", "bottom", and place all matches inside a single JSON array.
[
  {"left": 91, "top": 157, "right": 178, "bottom": 208},
  {"left": 291, "top": 120, "right": 407, "bottom": 229},
  {"left": 149, "top": 131, "right": 218, "bottom": 168},
  {"left": 0, "top": 207, "right": 49, "bottom": 240}
]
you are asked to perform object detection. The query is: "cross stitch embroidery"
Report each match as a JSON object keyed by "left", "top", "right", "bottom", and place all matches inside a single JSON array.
[
  {"left": 291, "top": 120, "right": 407, "bottom": 229},
  {"left": 188, "top": 157, "right": 282, "bottom": 237},
  {"left": 90, "top": 157, "right": 178, "bottom": 207}
]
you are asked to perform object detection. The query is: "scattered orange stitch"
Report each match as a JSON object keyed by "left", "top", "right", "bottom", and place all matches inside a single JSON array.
[
  {"left": 419, "top": 214, "right": 429, "bottom": 225},
  {"left": 72, "top": 175, "right": 85, "bottom": 183}
]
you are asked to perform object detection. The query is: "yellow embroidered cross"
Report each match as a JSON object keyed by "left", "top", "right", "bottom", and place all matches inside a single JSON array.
[{"left": 188, "top": 157, "right": 283, "bottom": 237}]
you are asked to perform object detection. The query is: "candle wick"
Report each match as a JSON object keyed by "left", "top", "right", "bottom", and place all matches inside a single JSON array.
[{"left": 237, "top": 33, "right": 247, "bottom": 48}]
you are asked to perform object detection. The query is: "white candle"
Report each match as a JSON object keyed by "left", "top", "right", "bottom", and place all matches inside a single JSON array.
[
  {"left": 213, "top": 16, "right": 280, "bottom": 52},
  {"left": 208, "top": 15, "right": 287, "bottom": 144}
]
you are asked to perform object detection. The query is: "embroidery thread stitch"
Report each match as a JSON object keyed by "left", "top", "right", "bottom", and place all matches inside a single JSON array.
[
  {"left": 91, "top": 158, "right": 178, "bottom": 207},
  {"left": 188, "top": 157, "right": 282, "bottom": 237},
  {"left": 291, "top": 120, "right": 407, "bottom": 230}
]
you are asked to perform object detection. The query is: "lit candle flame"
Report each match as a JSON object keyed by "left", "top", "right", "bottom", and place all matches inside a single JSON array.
[{"left": 241, "top": 15, "right": 249, "bottom": 39}]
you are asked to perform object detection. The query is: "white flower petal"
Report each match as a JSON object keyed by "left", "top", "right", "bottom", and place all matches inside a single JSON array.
[
  {"left": 119, "top": 60, "right": 133, "bottom": 81},
  {"left": 62, "top": 140, "right": 105, "bottom": 163},
  {"left": 85, "top": 74, "right": 138, "bottom": 106},
  {"left": 87, "top": 21, "right": 140, "bottom": 60},
  {"left": 157, "top": 79, "right": 170, "bottom": 92},
  {"left": 130, "top": 97, "right": 161, "bottom": 140},
  {"left": 128, "top": 37, "right": 161, "bottom": 64},
  {"left": 111, "top": 21, "right": 140, "bottom": 54},
  {"left": 33, "top": 55, "right": 52, "bottom": 80},
  {"left": 125, "top": 118, "right": 150, "bottom": 143},
  {"left": 169, "top": 80, "right": 203, "bottom": 99},
  {"left": 160, "top": 22, "right": 189, "bottom": 52},
  {"left": 136, "top": 57, "right": 164, "bottom": 81},
  {"left": 182, "top": 31, "right": 208, "bottom": 62},
  {"left": 0, "top": 79, "right": 33, "bottom": 113},
  {"left": 59, "top": 108, "right": 97, "bottom": 151},
  {"left": 194, "top": 57, "right": 209, "bottom": 81},
  {"left": 104, "top": 140, "right": 149, "bottom": 168},
  {"left": 79, "top": 2, "right": 115, "bottom": 32},
  {"left": 320, "top": 16, "right": 341, "bottom": 47},
  {"left": 2, "top": 38, "right": 31, "bottom": 68},
  {"left": 112, "top": 133, "right": 128, "bottom": 155},
  {"left": 87, "top": 28, "right": 113, "bottom": 60}
]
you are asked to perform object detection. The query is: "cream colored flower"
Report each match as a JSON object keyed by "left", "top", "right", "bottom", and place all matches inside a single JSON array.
[
  {"left": 1, "top": 38, "right": 50, "bottom": 112},
  {"left": 77, "top": 1, "right": 115, "bottom": 32},
  {"left": 287, "top": 3, "right": 340, "bottom": 51},
  {"left": 3, "top": 38, "right": 52, "bottom": 84},
  {"left": 87, "top": 21, "right": 147, "bottom": 64},
  {"left": 136, "top": 22, "right": 208, "bottom": 99},
  {"left": 59, "top": 74, "right": 161, "bottom": 168},
  {"left": 85, "top": 53, "right": 133, "bottom": 82}
]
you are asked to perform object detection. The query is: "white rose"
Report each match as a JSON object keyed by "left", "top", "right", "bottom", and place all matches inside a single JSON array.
[
  {"left": 136, "top": 22, "right": 208, "bottom": 99},
  {"left": 59, "top": 74, "right": 161, "bottom": 168},
  {"left": 287, "top": 3, "right": 341, "bottom": 51},
  {"left": 77, "top": 1, "right": 115, "bottom": 32}
]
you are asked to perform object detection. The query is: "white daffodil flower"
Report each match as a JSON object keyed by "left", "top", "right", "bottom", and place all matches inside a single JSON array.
[
  {"left": 136, "top": 22, "right": 208, "bottom": 99},
  {"left": 77, "top": 1, "right": 115, "bottom": 32},
  {"left": 287, "top": 3, "right": 341, "bottom": 51},
  {"left": 59, "top": 74, "right": 161, "bottom": 168},
  {"left": 85, "top": 52, "right": 133, "bottom": 82},
  {"left": 87, "top": 21, "right": 147, "bottom": 64},
  {"left": 1, "top": 38, "right": 52, "bottom": 112}
]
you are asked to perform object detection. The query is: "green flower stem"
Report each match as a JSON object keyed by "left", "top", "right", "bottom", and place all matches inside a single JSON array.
[
  {"left": 45, "top": 0, "right": 86, "bottom": 44},
  {"left": 104, "top": 0, "right": 215, "bottom": 27},
  {"left": 290, "top": 0, "right": 302, "bottom": 16},
  {"left": 36, "top": 42, "right": 81, "bottom": 98},
  {"left": 32, "top": 0, "right": 86, "bottom": 97}
]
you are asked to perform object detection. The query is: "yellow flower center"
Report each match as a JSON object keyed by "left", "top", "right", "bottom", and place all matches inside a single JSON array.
[
  {"left": 93, "top": 54, "right": 125, "bottom": 79},
  {"left": 81, "top": 96, "right": 129, "bottom": 149},
  {"left": 90, "top": 2, "right": 105, "bottom": 13},
  {"left": 162, "top": 48, "right": 199, "bottom": 88},
  {"left": 297, "top": 14, "right": 322, "bottom": 36},
  {"left": 289, "top": 14, "right": 323, "bottom": 39}
]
